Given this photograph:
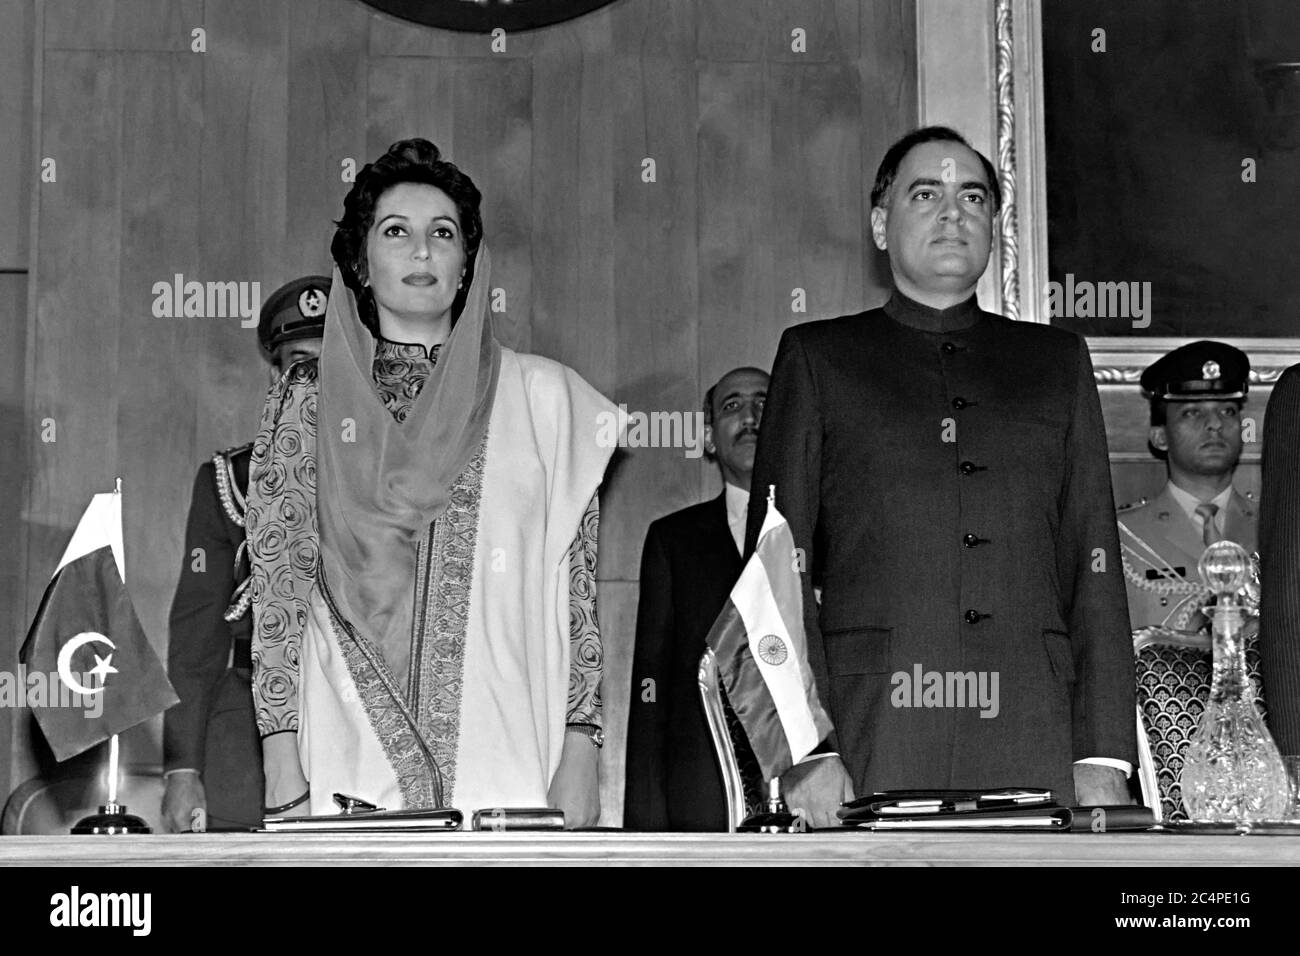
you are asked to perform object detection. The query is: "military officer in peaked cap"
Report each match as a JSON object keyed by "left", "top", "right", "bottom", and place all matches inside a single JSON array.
[
  {"left": 1119, "top": 340, "right": 1257, "bottom": 634},
  {"left": 161, "top": 275, "right": 329, "bottom": 832}
]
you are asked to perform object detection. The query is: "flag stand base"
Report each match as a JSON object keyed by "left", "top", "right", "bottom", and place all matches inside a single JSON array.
[
  {"left": 737, "top": 786, "right": 804, "bottom": 834},
  {"left": 737, "top": 809, "right": 802, "bottom": 833},
  {"left": 71, "top": 802, "right": 151, "bottom": 835}
]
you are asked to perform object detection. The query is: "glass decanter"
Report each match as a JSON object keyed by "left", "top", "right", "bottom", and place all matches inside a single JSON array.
[{"left": 1181, "top": 541, "right": 1290, "bottom": 823}]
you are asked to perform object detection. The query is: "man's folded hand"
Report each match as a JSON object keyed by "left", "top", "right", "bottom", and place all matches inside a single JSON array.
[{"left": 782, "top": 755, "right": 855, "bottom": 829}]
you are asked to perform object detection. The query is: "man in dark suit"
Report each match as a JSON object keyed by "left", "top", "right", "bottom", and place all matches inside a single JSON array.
[
  {"left": 160, "top": 276, "right": 328, "bottom": 832},
  {"left": 747, "top": 127, "right": 1135, "bottom": 826},
  {"left": 624, "top": 366, "right": 769, "bottom": 830},
  {"left": 1261, "top": 365, "right": 1300, "bottom": 757}
]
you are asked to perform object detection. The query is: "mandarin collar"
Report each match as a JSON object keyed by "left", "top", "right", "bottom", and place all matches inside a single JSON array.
[
  {"left": 883, "top": 289, "right": 983, "bottom": 333},
  {"left": 373, "top": 334, "right": 443, "bottom": 363}
]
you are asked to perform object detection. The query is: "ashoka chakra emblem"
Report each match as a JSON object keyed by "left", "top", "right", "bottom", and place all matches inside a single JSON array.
[{"left": 757, "top": 634, "right": 788, "bottom": 665}]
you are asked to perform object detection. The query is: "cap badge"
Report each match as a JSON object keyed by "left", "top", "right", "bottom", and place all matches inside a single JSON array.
[
  {"left": 298, "top": 288, "right": 327, "bottom": 318},
  {"left": 1202, "top": 360, "right": 1221, "bottom": 381}
]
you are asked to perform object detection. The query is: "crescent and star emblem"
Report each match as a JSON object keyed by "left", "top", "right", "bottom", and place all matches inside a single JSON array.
[{"left": 56, "top": 631, "right": 118, "bottom": 696}]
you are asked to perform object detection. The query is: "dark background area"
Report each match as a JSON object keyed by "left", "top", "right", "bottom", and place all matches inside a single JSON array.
[{"left": 1044, "top": 0, "right": 1300, "bottom": 338}]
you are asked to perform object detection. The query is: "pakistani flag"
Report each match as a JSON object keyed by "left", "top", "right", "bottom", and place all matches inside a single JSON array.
[
  {"left": 705, "top": 490, "right": 833, "bottom": 780},
  {"left": 19, "top": 489, "right": 178, "bottom": 760}
]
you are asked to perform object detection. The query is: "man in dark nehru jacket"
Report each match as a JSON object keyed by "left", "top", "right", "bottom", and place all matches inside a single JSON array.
[
  {"left": 747, "top": 126, "right": 1135, "bottom": 826},
  {"left": 1260, "top": 362, "right": 1300, "bottom": 759},
  {"left": 624, "top": 367, "right": 769, "bottom": 830},
  {"left": 1120, "top": 341, "right": 1257, "bottom": 634},
  {"left": 160, "top": 276, "right": 328, "bottom": 832}
]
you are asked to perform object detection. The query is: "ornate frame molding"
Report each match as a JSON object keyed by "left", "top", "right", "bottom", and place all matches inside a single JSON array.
[
  {"left": 995, "top": 0, "right": 1020, "bottom": 322},
  {"left": 997, "top": 0, "right": 1300, "bottom": 385}
]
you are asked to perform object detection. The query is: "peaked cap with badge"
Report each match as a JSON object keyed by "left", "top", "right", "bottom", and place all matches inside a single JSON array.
[
  {"left": 257, "top": 275, "right": 331, "bottom": 361},
  {"left": 1140, "top": 339, "right": 1250, "bottom": 402}
]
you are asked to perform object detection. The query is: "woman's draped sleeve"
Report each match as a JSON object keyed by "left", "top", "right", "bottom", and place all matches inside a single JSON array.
[
  {"left": 566, "top": 491, "right": 603, "bottom": 729},
  {"left": 245, "top": 360, "right": 320, "bottom": 738}
]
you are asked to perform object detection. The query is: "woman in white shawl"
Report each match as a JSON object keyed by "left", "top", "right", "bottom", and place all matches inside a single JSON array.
[{"left": 245, "top": 139, "right": 615, "bottom": 825}]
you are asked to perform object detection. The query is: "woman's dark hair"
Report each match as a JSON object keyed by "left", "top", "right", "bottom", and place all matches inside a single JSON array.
[{"left": 330, "top": 138, "right": 484, "bottom": 334}]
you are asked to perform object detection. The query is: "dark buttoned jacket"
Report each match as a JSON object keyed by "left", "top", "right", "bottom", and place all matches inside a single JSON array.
[
  {"left": 1261, "top": 364, "right": 1300, "bottom": 755},
  {"left": 745, "top": 293, "right": 1137, "bottom": 804},
  {"left": 624, "top": 494, "right": 744, "bottom": 831}
]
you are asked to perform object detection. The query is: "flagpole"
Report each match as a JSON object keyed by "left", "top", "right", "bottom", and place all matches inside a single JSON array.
[
  {"left": 107, "top": 476, "right": 122, "bottom": 806},
  {"left": 69, "top": 473, "right": 151, "bottom": 834},
  {"left": 107, "top": 734, "right": 119, "bottom": 804}
]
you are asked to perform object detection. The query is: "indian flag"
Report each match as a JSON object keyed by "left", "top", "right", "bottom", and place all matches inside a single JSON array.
[{"left": 705, "top": 490, "right": 832, "bottom": 780}]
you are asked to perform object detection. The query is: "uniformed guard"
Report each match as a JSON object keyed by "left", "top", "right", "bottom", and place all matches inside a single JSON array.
[
  {"left": 160, "top": 275, "right": 329, "bottom": 832},
  {"left": 1119, "top": 340, "right": 1257, "bottom": 633}
]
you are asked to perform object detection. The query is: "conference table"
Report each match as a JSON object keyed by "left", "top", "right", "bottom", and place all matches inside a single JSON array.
[{"left": 2, "top": 830, "right": 1298, "bottom": 865}]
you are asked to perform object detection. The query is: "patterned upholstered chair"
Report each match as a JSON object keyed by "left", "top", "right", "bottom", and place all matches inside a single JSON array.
[{"left": 1133, "top": 624, "right": 1267, "bottom": 823}]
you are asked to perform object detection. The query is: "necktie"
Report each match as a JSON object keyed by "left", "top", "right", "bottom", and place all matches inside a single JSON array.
[{"left": 1195, "top": 502, "right": 1222, "bottom": 547}]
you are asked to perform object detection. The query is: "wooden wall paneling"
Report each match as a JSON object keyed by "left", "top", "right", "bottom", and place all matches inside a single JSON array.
[
  {"left": 366, "top": 57, "right": 457, "bottom": 175},
  {"left": 42, "top": 0, "right": 203, "bottom": 52},
  {"left": 595, "top": 580, "right": 637, "bottom": 827},
  {"left": 611, "top": 0, "right": 695, "bottom": 60},
  {"left": 859, "top": 0, "right": 917, "bottom": 300},
  {"left": 696, "top": 60, "right": 774, "bottom": 497},
  {"left": 529, "top": 46, "right": 615, "bottom": 391},
  {"left": 697, "top": 0, "right": 765, "bottom": 62},
  {"left": 766, "top": 0, "right": 861, "bottom": 63},
  {"left": 285, "top": 0, "right": 370, "bottom": 279},
  {"left": 0, "top": 272, "right": 29, "bottom": 805},
  {"left": 0, "top": 0, "right": 35, "bottom": 269},
  {"left": 198, "top": 0, "right": 290, "bottom": 455},
  {"left": 0, "top": 0, "right": 35, "bottom": 808},
  {"left": 450, "top": 59, "right": 533, "bottom": 352},
  {"left": 770, "top": 61, "right": 864, "bottom": 328},
  {"left": 115, "top": 52, "right": 203, "bottom": 763},
  {"left": 17, "top": 49, "right": 124, "bottom": 788},
  {"left": 606, "top": 51, "right": 701, "bottom": 583}
]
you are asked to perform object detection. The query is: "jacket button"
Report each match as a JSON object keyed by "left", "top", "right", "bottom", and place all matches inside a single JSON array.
[
  {"left": 963, "top": 533, "right": 979, "bottom": 548},
  {"left": 964, "top": 609, "right": 981, "bottom": 624},
  {"left": 960, "top": 460, "right": 977, "bottom": 475},
  {"left": 942, "top": 342, "right": 958, "bottom": 355},
  {"left": 952, "top": 397, "right": 968, "bottom": 410}
]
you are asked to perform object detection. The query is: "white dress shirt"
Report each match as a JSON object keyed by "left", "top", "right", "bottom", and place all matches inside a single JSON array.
[
  {"left": 724, "top": 482, "right": 749, "bottom": 557},
  {"left": 1166, "top": 481, "right": 1234, "bottom": 540}
]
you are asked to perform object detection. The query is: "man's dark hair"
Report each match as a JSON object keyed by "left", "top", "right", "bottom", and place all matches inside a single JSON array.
[
  {"left": 870, "top": 126, "right": 1002, "bottom": 214},
  {"left": 330, "top": 138, "right": 483, "bottom": 334}
]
